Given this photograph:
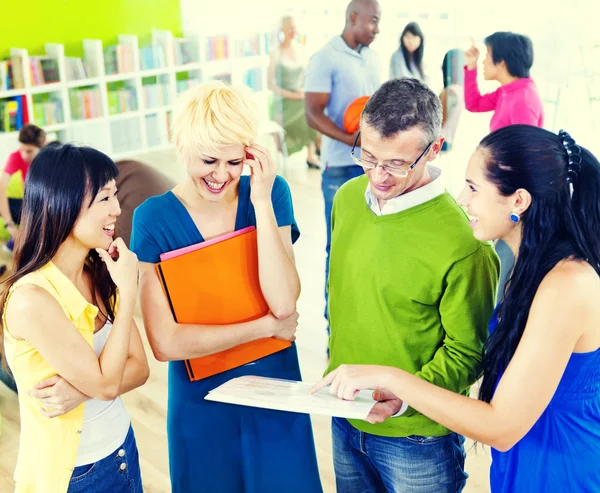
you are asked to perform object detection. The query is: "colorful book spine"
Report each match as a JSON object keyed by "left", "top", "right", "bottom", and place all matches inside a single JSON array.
[
  {"left": 0, "top": 96, "right": 28, "bottom": 132},
  {"left": 142, "top": 82, "right": 170, "bottom": 108},
  {"left": 33, "top": 99, "right": 63, "bottom": 126},
  {"left": 70, "top": 88, "right": 102, "bottom": 120},
  {"left": 107, "top": 88, "right": 137, "bottom": 114},
  {"left": 243, "top": 68, "right": 263, "bottom": 91},
  {"left": 206, "top": 36, "right": 229, "bottom": 61},
  {"left": 105, "top": 44, "right": 135, "bottom": 75},
  {"left": 139, "top": 46, "right": 166, "bottom": 70}
]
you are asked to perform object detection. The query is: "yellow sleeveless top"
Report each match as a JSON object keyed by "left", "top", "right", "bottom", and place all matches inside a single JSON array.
[{"left": 3, "top": 262, "right": 100, "bottom": 493}]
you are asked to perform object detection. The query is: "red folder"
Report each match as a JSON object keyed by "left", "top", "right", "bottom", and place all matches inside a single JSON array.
[{"left": 156, "top": 227, "right": 291, "bottom": 381}]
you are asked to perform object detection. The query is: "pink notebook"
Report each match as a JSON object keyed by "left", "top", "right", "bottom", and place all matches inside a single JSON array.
[{"left": 159, "top": 226, "right": 256, "bottom": 261}]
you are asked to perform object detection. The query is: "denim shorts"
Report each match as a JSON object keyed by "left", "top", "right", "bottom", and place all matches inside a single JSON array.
[{"left": 68, "top": 425, "right": 143, "bottom": 493}]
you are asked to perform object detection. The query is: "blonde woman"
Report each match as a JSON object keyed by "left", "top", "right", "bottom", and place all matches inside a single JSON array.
[
  {"left": 268, "top": 15, "right": 320, "bottom": 168},
  {"left": 131, "top": 82, "right": 322, "bottom": 493}
]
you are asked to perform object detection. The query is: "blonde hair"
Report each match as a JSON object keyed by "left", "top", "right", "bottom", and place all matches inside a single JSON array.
[
  {"left": 172, "top": 81, "right": 258, "bottom": 162},
  {"left": 280, "top": 15, "right": 294, "bottom": 28}
]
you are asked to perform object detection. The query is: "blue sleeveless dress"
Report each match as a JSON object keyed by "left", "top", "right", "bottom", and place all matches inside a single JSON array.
[
  {"left": 489, "top": 315, "right": 600, "bottom": 492},
  {"left": 131, "top": 176, "right": 323, "bottom": 493}
]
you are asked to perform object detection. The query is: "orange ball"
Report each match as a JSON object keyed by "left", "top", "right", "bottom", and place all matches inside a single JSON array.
[{"left": 343, "top": 96, "right": 370, "bottom": 134}]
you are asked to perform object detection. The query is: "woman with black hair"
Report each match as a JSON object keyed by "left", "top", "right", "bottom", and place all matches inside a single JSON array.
[
  {"left": 464, "top": 31, "right": 544, "bottom": 132},
  {"left": 389, "top": 22, "right": 427, "bottom": 83},
  {"left": 439, "top": 48, "right": 464, "bottom": 152},
  {"left": 1, "top": 143, "right": 149, "bottom": 492},
  {"left": 313, "top": 124, "right": 600, "bottom": 492}
]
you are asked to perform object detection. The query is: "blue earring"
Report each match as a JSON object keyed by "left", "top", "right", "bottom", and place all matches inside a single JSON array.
[{"left": 510, "top": 212, "right": 520, "bottom": 223}]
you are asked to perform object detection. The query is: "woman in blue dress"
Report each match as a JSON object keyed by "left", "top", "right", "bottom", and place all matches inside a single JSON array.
[
  {"left": 313, "top": 125, "right": 600, "bottom": 492},
  {"left": 131, "top": 81, "right": 322, "bottom": 493}
]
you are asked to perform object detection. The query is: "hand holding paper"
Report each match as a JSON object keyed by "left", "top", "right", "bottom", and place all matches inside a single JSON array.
[
  {"left": 310, "top": 364, "right": 404, "bottom": 424},
  {"left": 206, "top": 376, "right": 378, "bottom": 421}
]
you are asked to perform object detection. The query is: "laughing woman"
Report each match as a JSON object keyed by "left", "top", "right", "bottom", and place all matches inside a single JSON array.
[
  {"left": 131, "top": 81, "right": 322, "bottom": 493},
  {"left": 313, "top": 125, "right": 600, "bottom": 492},
  {"left": 1, "top": 143, "right": 148, "bottom": 493}
]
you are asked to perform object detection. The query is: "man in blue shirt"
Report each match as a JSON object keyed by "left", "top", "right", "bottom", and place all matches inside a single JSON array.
[{"left": 304, "top": 0, "right": 381, "bottom": 339}]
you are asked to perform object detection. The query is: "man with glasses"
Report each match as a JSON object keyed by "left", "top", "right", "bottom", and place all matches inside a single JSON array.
[
  {"left": 304, "top": 0, "right": 381, "bottom": 341},
  {"left": 326, "top": 78, "right": 499, "bottom": 492}
]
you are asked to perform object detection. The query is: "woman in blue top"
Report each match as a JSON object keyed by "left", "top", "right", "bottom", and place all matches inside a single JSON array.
[
  {"left": 313, "top": 125, "right": 600, "bottom": 492},
  {"left": 131, "top": 81, "right": 322, "bottom": 493}
]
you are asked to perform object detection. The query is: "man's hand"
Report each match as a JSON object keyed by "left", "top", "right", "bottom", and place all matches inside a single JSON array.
[
  {"left": 28, "top": 375, "right": 89, "bottom": 418},
  {"left": 366, "top": 389, "right": 403, "bottom": 424}
]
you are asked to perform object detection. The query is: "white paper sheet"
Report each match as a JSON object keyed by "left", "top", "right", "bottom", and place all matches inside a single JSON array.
[{"left": 205, "top": 375, "right": 377, "bottom": 420}]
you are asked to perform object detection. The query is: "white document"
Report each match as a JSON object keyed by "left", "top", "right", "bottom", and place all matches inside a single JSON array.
[{"left": 205, "top": 375, "right": 377, "bottom": 420}]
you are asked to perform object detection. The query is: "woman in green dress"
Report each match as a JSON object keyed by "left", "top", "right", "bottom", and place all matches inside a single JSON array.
[{"left": 268, "top": 15, "right": 320, "bottom": 169}]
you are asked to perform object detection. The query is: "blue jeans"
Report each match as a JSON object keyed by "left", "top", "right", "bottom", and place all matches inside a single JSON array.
[
  {"left": 68, "top": 425, "right": 143, "bottom": 493},
  {"left": 322, "top": 165, "right": 364, "bottom": 334},
  {"left": 332, "top": 417, "right": 468, "bottom": 493}
]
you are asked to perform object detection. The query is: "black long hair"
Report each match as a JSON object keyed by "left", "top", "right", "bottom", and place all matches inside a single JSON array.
[
  {"left": 0, "top": 143, "right": 119, "bottom": 356},
  {"left": 442, "top": 49, "right": 464, "bottom": 88},
  {"left": 477, "top": 125, "right": 600, "bottom": 403},
  {"left": 400, "top": 22, "right": 425, "bottom": 80}
]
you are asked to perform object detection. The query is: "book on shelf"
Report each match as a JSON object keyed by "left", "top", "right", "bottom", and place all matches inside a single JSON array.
[
  {"left": 176, "top": 78, "right": 201, "bottom": 94},
  {"left": 210, "top": 73, "right": 232, "bottom": 85},
  {"left": 166, "top": 111, "right": 172, "bottom": 142},
  {"left": 33, "top": 97, "right": 63, "bottom": 126},
  {"left": 206, "top": 36, "right": 229, "bottom": 61},
  {"left": 69, "top": 88, "right": 102, "bottom": 120},
  {"left": 243, "top": 68, "right": 263, "bottom": 92},
  {"left": 104, "top": 44, "right": 135, "bottom": 75},
  {"left": 0, "top": 95, "right": 28, "bottom": 132},
  {"left": 235, "top": 35, "right": 260, "bottom": 58},
  {"left": 173, "top": 38, "right": 195, "bottom": 66},
  {"left": 109, "top": 117, "right": 142, "bottom": 153},
  {"left": 29, "top": 57, "right": 60, "bottom": 86},
  {"left": 144, "top": 112, "right": 169, "bottom": 146},
  {"left": 65, "top": 57, "right": 90, "bottom": 81},
  {"left": 142, "top": 82, "right": 169, "bottom": 109},
  {"left": 0, "top": 61, "right": 15, "bottom": 91},
  {"left": 139, "top": 45, "right": 166, "bottom": 70},
  {"left": 145, "top": 113, "right": 160, "bottom": 146},
  {"left": 10, "top": 56, "right": 25, "bottom": 89},
  {"left": 107, "top": 88, "right": 137, "bottom": 114}
]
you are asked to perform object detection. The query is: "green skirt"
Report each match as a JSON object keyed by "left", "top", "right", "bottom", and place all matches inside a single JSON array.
[{"left": 277, "top": 98, "right": 317, "bottom": 156}]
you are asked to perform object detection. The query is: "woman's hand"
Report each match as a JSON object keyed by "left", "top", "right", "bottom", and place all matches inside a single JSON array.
[
  {"left": 464, "top": 41, "right": 480, "bottom": 70},
  {"left": 310, "top": 365, "right": 403, "bottom": 424},
  {"left": 264, "top": 311, "right": 299, "bottom": 341},
  {"left": 245, "top": 144, "right": 277, "bottom": 208},
  {"left": 28, "top": 375, "right": 89, "bottom": 418},
  {"left": 96, "top": 238, "right": 139, "bottom": 300},
  {"left": 310, "top": 364, "right": 397, "bottom": 400}
]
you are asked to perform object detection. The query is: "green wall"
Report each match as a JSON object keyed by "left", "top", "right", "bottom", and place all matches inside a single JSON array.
[{"left": 1, "top": 0, "right": 182, "bottom": 59}]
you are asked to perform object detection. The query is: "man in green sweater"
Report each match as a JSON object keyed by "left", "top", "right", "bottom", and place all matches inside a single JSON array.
[{"left": 326, "top": 78, "right": 499, "bottom": 492}]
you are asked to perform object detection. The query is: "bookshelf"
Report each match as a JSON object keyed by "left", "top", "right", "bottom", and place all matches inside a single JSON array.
[{"left": 0, "top": 29, "right": 279, "bottom": 165}]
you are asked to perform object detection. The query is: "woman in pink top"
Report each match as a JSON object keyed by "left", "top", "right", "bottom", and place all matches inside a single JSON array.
[{"left": 464, "top": 32, "right": 544, "bottom": 132}]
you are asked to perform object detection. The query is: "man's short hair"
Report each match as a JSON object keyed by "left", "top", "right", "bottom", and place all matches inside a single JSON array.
[
  {"left": 18, "top": 124, "right": 46, "bottom": 148},
  {"left": 362, "top": 78, "right": 442, "bottom": 146},
  {"left": 484, "top": 31, "right": 533, "bottom": 78}
]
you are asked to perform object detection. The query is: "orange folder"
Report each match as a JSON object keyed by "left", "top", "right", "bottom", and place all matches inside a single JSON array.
[{"left": 156, "top": 227, "right": 291, "bottom": 381}]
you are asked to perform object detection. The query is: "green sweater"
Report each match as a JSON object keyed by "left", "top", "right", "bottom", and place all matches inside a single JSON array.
[{"left": 326, "top": 175, "right": 499, "bottom": 437}]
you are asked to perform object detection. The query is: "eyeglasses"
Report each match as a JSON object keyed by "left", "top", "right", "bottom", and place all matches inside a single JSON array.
[{"left": 351, "top": 132, "right": 433, "bottom": 177}]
